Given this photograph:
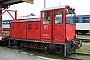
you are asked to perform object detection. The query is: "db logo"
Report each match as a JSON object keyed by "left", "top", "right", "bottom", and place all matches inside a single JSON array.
[{"left": 44, "top": 25, "right": 48, "bottom": 29}]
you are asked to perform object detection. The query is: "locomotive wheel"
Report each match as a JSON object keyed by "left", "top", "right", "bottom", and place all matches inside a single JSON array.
[
  {"left": 66, "top": 48, "right": 71, "bottom": 55},
  {"left": 42, "top": 47, "right": 50, "bottom": 54},
  {"left": 20, "top": 42, "right": 24, "bottom": 48}
]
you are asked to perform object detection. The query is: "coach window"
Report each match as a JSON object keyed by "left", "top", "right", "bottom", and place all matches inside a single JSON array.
[
  {"left": 75, "top": 17, "right": 79, "bottom": 23},
  {"left": 2, "top": 22, "right": 4, "bottom": 24},
  {"left": 54, "top": 10, "right": 62, "bottom": 24},
  {"left": 42, "top": 11, "right": 50, "bottom": 24},
  {"left": 82, "top": 17, "right": 89, "bottom": 23}
]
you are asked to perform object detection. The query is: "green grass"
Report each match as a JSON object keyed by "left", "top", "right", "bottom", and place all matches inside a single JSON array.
[
  {"left": 33, "top": 52, "right": 72, "bottom": 60},
  {"left": 70, "top": 55, "right": 90, "bottom": 60},
  {"left": 76, "top": 43, "right": 90, "bottom": 54},
  {"left": 62, "top": 58, "right": 70, "bottom": 60},
  {"left": 33, "top": 52, "right": 59, "bottom": 59},
  {"left": 18, "top": 50, "right": 25, "bottom": 53},
  {"left": 77, "top": 34, "right": 90, "bottom": 39},
  {"left": 69, "top": 43, "right": 90, "bottom": 60}
]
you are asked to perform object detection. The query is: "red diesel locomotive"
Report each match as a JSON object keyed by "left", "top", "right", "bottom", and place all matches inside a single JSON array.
[{"left": 9, "top": 5, "right": 82, "bottom": 56}]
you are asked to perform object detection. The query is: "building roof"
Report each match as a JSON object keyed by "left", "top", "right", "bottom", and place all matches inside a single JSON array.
[{"left": 0, "top": 0, "right": 34, "bottom": 5}]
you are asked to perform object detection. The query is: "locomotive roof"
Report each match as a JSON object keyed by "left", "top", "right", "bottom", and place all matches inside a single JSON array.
[
  {"left": 10, "top": 19, "right": 40, "bottom": 23},
  {"left": 41, "top": 5, "right": 68, "bottom": 11},
  {"left": 76, "top": 12, "right": 90, "bottom": 16}
]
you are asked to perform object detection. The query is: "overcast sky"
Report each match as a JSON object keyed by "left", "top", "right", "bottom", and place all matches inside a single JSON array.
[{"left": 2, "top": 0, "right": 90, "bottom": 19}]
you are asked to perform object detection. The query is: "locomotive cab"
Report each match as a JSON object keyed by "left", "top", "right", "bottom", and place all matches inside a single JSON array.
[{"left": 41, "top": 5, "right": 82, "bottom": 56}]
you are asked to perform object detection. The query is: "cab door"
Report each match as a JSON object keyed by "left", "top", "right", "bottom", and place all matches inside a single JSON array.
[
  {"left": 41, "top": 11, "right": 53, "bottom": 42},
  {"left": 53, "top": 9, "right": 66, "bottom": 43}
]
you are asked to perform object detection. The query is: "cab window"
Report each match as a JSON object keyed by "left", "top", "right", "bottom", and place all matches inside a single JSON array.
[
  {"left": 54, "top": 10, "right": 62, "bottom": 24},
  {"left": 66, "top": 17, "right": 70, "bottom": 23},
  {"left": 42, "top": 11, "right": 50, "bottom": 24}
]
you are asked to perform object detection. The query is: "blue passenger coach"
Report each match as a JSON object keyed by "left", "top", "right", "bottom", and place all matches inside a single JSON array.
[{"left": 71, "top": 15, "right": 90, "bottom": 34}]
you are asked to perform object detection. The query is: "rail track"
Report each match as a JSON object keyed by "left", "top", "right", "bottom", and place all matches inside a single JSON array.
[
  {"left": 74, "top": 52, "right": 90, "bottom": 56},
  {"left": 65, "top": 52, "right": 90, "bottom": 60},
  {"left": 79, "top": 38, "right": 90, "bottom": 43}
]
